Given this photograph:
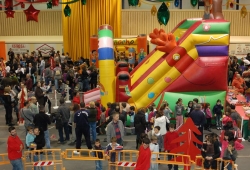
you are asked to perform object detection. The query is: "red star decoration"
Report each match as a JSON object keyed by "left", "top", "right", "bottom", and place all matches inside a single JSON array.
[
  {"left": 52, "top": 0, "right": 59, "bottom": 6},
  {"left": 24, "top": 4, "right": 40, "bottom": 22},
  {"left": 5, "top": 10, "right": 15, "bottom": 18}
]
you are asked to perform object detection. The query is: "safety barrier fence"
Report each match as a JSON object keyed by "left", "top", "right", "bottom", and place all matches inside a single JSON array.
[{"left": 0, "top": 150, "right": 239, "bottom": 170}]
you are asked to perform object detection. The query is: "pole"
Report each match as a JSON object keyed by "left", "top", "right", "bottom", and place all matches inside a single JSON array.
[
  {"left": 53, "top": 90, "right": 59, "bottom": 109},
  {"left": 65, "top": 84, "right": 71, "bottom": 103}
]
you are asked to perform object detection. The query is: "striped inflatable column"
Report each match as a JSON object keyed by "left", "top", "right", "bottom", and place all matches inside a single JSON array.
[{"left": 98, "top": 25, "right": 116, "bottom": 106}]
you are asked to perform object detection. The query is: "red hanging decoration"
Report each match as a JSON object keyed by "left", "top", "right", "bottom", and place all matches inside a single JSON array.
[
  {"left": 52, "top": 0, "right": 59, "bottom": 6},
  {"left": 24, "top": 4, "right": 40, "bottom": 22},
  {"left": 5, "top": 9, "right": 15, "bottom": 18},
  {"left": 21, "top": 2, "right": 25, "bottom": 8},
  {"left": 230, "top": 2, "right": 234, "bottom": 8}
]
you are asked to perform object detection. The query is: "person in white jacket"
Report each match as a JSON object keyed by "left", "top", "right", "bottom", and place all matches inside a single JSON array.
[{"left": 154, "top": 111, "right": 170, "bottom": 137}]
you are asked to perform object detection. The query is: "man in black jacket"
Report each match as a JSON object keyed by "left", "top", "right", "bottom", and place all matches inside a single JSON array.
[
  {"left": 74, "top": 102, "right": 92, "bottom": 154},
  {"left": 189, "top": 104, "right": 206, "bottom": 148},
  {"left": 33, "top": 105, "right": 51, "bottom": 149},
  {"left": 134, "top": 108, "right": 147, "bottom": 149}
]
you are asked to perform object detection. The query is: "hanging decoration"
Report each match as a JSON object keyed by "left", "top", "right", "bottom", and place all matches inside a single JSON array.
[
  {"left": 64, "top": 4, "right": 71, "bottom": 17},
  {"left": 166, "top": 2, "right": 170, "bottom": 7},
  {"left": 47, "top": 1, "right": 53, "bottom": 9},
  {"left": 151, "top": 5, "right": 157, "bottom": 16},
  {"left": 5, "top": 9, "right": 15, "bottom": 18},
  {"left": 157, "top": 2, "right": 170, "bottom": 26},
  {"left": 20, "top": 2, "right": 25, "bottom": 8},
  {"left": 24, "top": 4, "right": 40, "bottom": 22},
  {"left": 81, "top": 0, "right": 86, "bottom": 5},
  {"left": 241, "top": 5, "right": 247, "bottom": 18},
  {"left": 190, "top": 0, "right": 198, "bottom": 7},
  {"left": 52, "top": 0, "right": 59, "bottom": 6},
  {"left": 174, "top": 0, "right": 179, "bottom": 7},
  {"left": 138, "top": 0, "right": 141, "bottom": 7},
  {"left": 128, "top": 0, "right": 138, "bottom": 6}
]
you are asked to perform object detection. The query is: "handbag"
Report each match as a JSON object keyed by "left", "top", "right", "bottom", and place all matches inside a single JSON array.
[{"left": 22, "top": 109, "right": 35, "bottom": 127}]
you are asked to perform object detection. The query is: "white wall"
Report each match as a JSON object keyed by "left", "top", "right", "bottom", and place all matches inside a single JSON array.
[{"left": 123, "top": 0, "right": 250, "bottom": 10}]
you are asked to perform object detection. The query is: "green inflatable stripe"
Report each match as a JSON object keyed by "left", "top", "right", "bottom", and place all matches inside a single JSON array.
[
  {"left": 192, "top": 22, "right": 230, "bottom": 34},
  {"left": 179, "top": 20, "right": 197, "bottom": 29},
  {"left": 98, "top": 29, "right": 113, "bottom": 38},
  {"left": 126, "top": 115, "right": 131, "bottom": 127}
]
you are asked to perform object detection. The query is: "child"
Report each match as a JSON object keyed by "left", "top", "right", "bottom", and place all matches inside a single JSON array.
[
  {"left": 204, "top": 103, "right": 212, "bottom": 132},
  {"left": 212, "top": 99, "right": 224, "bottom": 130},
  {"left": 223, "top": 141, "right": 237, "bottom": 170},
  {"left": 149, "top": 136, "right": 159, "bottom": 170},
  {"left": 26, "top": 126, "right": 35, "bottom": 150},
  {"left": 164, "top": 123, "right": 179, "bottom": 170},
  {"left": 148, "top": 126, "right": 163, "bottom": 153},
  {"left": 93, "top": 139, "right": 104, "bottom": 170},
  {"left": 106, "top": 137, "right": 123, "bottom": 168},
  {"left": 185, "top": 101, "right": 193, "bottom": 117},
  {"left": 100, "top": 107, "right": 106, "bottom": 135},
  {"left": 175, "top": 98, "right": 185, "bottom": 128},
  {"left": 72, "top": 91, "right": 80, "bottom": 105},
  {"left": 201, "top": 136, "right": 214, "bottom": 170},
  {"left": 135, "top": 138, "right": 151, "bottom": 170}
]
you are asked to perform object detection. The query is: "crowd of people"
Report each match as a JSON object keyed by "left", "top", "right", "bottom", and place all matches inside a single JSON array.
[{"left": 3, "top": 50, "right": 245, "bottom": 170}]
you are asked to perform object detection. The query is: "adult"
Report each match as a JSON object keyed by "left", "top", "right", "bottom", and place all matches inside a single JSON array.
[
  {"left": 39, "top": 57, "right": 45, "bottom": 81},
  {"left": 8, "top": 48, "right": 14, "bottom": 64},
  {"left": 25, "top": 74, "right": 33, "bottom": 92},
  {"left": 31, "top": 127, "right": 45, "bottom": 170},
  {"left": 15, "top": 65, "right": 25, "bottom": 83},
  {"left": 7, "top": 126, "right": 24, "bottom": 170},
  {"left": 29, "top": 97, "right": 39, "bottom": 114},
  {"left": 40, "top": 81, "right": 51, "bottom": 114},
  {"left": 189, "top": 104, "right": 206, "bottom": 148},
  {"left": 20, "top": 101, "right": 36, "bottom": 130},
  {"left": 87, "top": 101, "right": 98, "bottom": 143},
  {"left": 44, "top": 64, "right": 52, "bottom": 88},
  {"left": 106, "top": 112, "right": 124, "bottom": 145},
  {"left": 53, "top": 63, "right": 62, "bottom": 92},
  {"left": 35, "top": 82, "right": 45, "bottom": 106},
  {"left": 2, "top": 87, "right": 13, "bottom": 126},
  {"left": 81, "top": 66, "right": 90, "bottom": 92},
  {"left": 232, "top": 74, "right": 245, "bottom": 94},
  {"left": 89, "top": 68, "right": 98, "bottom": 89},
  {"left": 57, "top": 98, "right": 70, "bottom": 144},
  {"left": 154, "top": 110, "right": 169, "bottom": 138},
  {"left": 1, "top": 72, "right": 12, "bottom": 88},
  {"left": 74, "top": 103, "right": 92, "bottom": 154},
  {"left": 134, "top": 108, "right": 147, "bottom": 149},
  {"left": 230, "top": 105, "right": 241, "bottom": 125},
  {"left": 33, "top": 105, "right": 51, "bottom": 149},
  {"left": 25, "top": 63, "right": 36, "bottom": 81}
]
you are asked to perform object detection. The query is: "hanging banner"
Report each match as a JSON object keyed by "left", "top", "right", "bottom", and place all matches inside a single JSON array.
[
  {"left": 6, "top": 44, "right": 30, "bottom": 53},
  {"left": 234, "top": 44, "right": 250, "bottom": 55},
  {"left": 35, "top": 44, "right": 56, "bottom": 54}
]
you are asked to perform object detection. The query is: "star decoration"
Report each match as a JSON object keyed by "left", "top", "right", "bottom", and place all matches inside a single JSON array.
[
  {"left": 203, "top": 24, "right": 211, "bottom": 32},
  {"left": 24, "top": 4, "right": 40, "bottom": 22},
  {"left": 5, "top": 10, "right": 15, "bottom": 18},
  {"left": 21, "top": 2, "right": 25, "bottom": 8}
]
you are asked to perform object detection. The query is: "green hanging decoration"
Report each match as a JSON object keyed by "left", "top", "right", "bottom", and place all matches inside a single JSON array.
[
  {"left": 59, "top": 0, "right": 79, "bottom": 5},
  {"left": 47, "top": 2, "right": 53, "bottom": 9},
  {"left": 64, "top": 5, "right": 71, "bottom": 17},
  {"left": 157, "top": 2, "right": 170, "bottom": 26},
  {"left": 81, "top": 0, "right": 86, "bottom": 5},
  {"left": 190, "top": 0, "right": 198, "bottom": 7},
  {"left": 128, "top": 0, "right": 138, "bottom": 6}
]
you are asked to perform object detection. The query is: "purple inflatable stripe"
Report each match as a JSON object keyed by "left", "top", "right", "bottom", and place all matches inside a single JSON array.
[{"left": 196, "top": 46, "right": 228, "bottom": 57}]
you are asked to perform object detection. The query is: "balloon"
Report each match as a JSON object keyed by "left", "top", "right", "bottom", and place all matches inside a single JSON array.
[
  {"left": 128, "top": 0, "right": 138, "bottom": 6},
  {"left": 64, "top": 4, "right": 71, "bottom": 17},
  {"left": 190, "top": 0, "right": 198, "bottom": 7},
  {"left": 151, "top": 5, "right": 157, "bottom": 16},
  {"left": 241, "top": 5, "right": 247, "bottom": 18},
  {"left": 24, "top": 4, "right": 40, "bottom": 22},
  {"left": 174, "top": 0, "right": 179, "bottom": 7},
  {"left": 21, "top": 2, "right": 25, "bottom": 8},
  {"left": 81, "top": 0, "right": 86, "bottom": 5},
  {"left": 5, "top": 10, "right": 15, "bottom": 18},
  {"left": 52, "top": 0, "right": 59, "bottom": 6},
  {"left": 47, "top": 2, "right": 52, "bottom": 9},
  {"left": 157, "top": 2, "right": 170, "bottom": 26}
]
